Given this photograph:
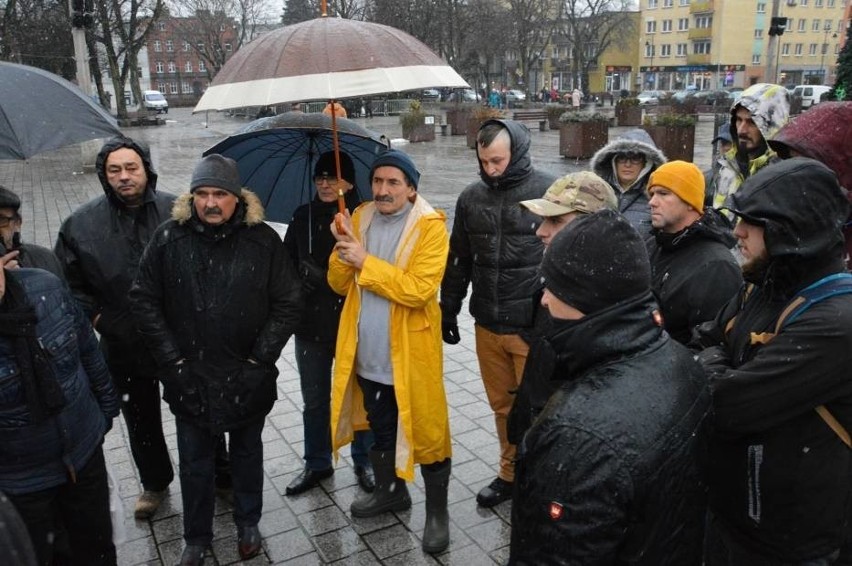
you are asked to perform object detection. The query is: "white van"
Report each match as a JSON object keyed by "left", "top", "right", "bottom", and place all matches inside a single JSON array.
[
  {"left": 141, "top": 90, "right": 169, "bottom": 114},
  {"left": 792, "top": 85, "right": 830, "bottom": 109}
]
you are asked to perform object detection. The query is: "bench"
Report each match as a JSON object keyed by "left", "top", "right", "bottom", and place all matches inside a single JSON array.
[
  {"left": 117, "top": 110, "right": 165, "bottom": 127},
  {"left": 512, "top": 110, "right": 548, "bottom": 132}
]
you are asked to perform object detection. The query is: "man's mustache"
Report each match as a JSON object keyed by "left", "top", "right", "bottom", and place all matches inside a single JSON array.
[
  {"left": 203, "top": 207, "right": 223, "bottom": 216},
  {"left": 374, "top": 195, "right": 394, "bottom": 203}
]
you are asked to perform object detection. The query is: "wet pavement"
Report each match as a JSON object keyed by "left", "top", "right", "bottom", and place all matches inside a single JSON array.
[{"left": 0, "top": 106, "right": 719, "bottom": 565}]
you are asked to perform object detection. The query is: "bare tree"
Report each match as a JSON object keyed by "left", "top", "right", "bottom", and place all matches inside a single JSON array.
[
  {"left": 459, "top": 0, "right": 511, "bottom": 91},
  {"left": 92, "top": 0, "right": 164, "bottom": 118},
  {"left": 508, "top": 0, "right": 560, "bottom": 92},
  {"left": 560, "top": 0, "right": 634, "bottom": 92},
  {"left": 0, "top": 0, "right": 75, "bottom": 77}
]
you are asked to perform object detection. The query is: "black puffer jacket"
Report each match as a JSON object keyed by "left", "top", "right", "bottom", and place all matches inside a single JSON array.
[
  {"left": 130, "top": 191, "right": 302, "bottom": 432},
  {"left": 283, "top": 190, "right": 360, "bottom": 342},
  {"left": 54, "top": 137, "right": 175, "bottom": 377},
  {"left": 695, "top": 158, "right": 852, "bottom": 561},
  {"left": 510, "top": 292, "right": 710, "bottom": 565},
  {"left": 647, "top": 208, "right": 742, "bottom": 344},
  {"left": 441, "top": 119, "right": 556, "bottom": 333},
  {"left": 590, "top": 129, "right": 667, "bottom": 234}
]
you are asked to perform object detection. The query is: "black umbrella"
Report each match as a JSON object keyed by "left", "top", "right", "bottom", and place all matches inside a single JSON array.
[
  {"left": 0, "top": 62, "right": 122, "bottom": 160},
  {"left": 203, "top": 112, "right": 390, "bottom": 224}
]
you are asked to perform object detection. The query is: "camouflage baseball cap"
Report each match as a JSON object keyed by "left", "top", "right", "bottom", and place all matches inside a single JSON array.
[{"left": 520, "top": 171, "right": 618, "bottom": 217}]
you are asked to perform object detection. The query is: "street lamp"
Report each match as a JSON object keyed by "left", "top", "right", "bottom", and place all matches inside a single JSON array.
[
  {"left": 819, "top": 23, "right": 838, "bottom": 85},
  {"left": 645, "top": 38, "right": 655, "bottom": 89}
]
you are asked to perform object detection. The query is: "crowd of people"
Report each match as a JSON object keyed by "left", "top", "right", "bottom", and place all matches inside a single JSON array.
[{"left": 0, "top": 83, "right": 851, "bottom": 566}]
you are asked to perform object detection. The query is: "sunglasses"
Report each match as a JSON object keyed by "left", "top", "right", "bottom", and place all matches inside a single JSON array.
[
  {"left": 615, "top": 153, "right": 645, "bottom": 165},
  {"left": 0, "top": 214, "right": 19, "bottom": 228}
]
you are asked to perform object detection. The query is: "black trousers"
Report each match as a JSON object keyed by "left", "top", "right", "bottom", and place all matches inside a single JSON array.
[
  {"left": 113, "top": 372, "right": 174, "bottom": 492},
  {"left": 8, "top": 447, "right": 116, "bottom": 566}
]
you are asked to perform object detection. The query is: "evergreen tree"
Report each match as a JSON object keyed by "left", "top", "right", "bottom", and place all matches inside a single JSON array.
[
  {"left": 829, "top": 25, "right": 852, "bottom": 101},
  {"left": 281, "top": 0, "right": 318, "bottom": 25}
]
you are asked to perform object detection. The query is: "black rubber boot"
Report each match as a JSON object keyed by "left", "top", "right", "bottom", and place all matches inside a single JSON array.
[
  {"left": 350, "top": 449, "right": 411, "bottom": 518},
  {"left": 421, "top": 459, "right": 451, "bottom": 554}
]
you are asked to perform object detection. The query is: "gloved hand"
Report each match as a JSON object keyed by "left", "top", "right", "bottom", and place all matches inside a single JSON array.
[
  {"left": 441, "top": 313, "right": 460, "bottom": 345},
  {"left": 298, "top": 257, "right": 326, "bottom": 294}
]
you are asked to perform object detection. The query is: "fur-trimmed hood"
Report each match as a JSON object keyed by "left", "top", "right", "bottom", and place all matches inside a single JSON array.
[
  {"left": 590, "top": 129, "right": 667, "bottom": 191},
  {"left": 171, "top": 189, "right": 265, "bottom": 225}
]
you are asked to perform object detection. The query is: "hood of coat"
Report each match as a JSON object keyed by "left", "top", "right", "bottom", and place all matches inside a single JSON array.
[
  {"left": 768, "top": 102, "right": 852, "bottom": 191},
  {"left": 171, "top": 189, "right": 265, "bottom": 226},
  {"left": 729, "top": 158, "right": 848, "bottom": 263},
  {"left": 544, "top": 291, "right": 664, "bottom": 379},
  {"left": 590, "top": 129, "right": 667, "bottom": 191},
  {"left": 95, "top": 136, "right": 159, "bottom": 207},
  {"left": 728, "top": 83, "right": 790, "bottom": 147},
  {"left": 652, "top": 207, "right": 737, "bottom": 251},
  {"left": 477, "top": 119, "right": 534, "bottom": 189}
]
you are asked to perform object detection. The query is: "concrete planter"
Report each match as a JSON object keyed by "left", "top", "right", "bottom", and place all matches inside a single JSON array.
[
  {"left": 446, "top": 108, "right": 473, "bottom": 136},
  {"left": 559, "top": 121, "right": 609, "bottom": 159}
]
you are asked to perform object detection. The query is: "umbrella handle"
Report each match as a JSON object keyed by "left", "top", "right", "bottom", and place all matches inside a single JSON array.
[{"left": 335, "top": 190, "right": 345, "bottom": 233}]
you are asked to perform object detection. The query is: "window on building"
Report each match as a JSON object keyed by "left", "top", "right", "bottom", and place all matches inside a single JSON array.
[
  {"left": 157, "top": 82, "right": 166, "bottom": 92},
  {"left": 824, "top": 19, "right": 833, "bottom": 31},
  {"left": 662, "top": 20, "right": 672, "bottom": 32},
  {"left": 663, "top": 0, "right": 673, "bottom": 7},
  {"left": 170, "top": 83, "right": 178, "bottom": 94},
  {"left": 199, "top": 60, "right": 206, "bottom": 72},
  {"left": 815, "top": 0, "right": 823, "bottom": 5},
  {"left": 809, "top": 43, "right": 818, "bottom": 55},
  {"left": 799, "top": 18, "right": 807, "bottom": 31},
  {"left": 182, "top": 81, "right": 192, "bottom": 93},
  {"left": 158, "top": 22, "right": 165, "bottom": 31},
  {"left": 153, "top": 40, "right": 161, "bottom": 52},
  {"left": 648, "top": 0, "right": 658, "bottom": 7},
  {"left": 782, "top": 43, "right": 790, "bottom": 55},
  {"left": 693, "top": 41, "right": 711, "bottom": 54},
  {"left": 646, "top": 20, "right": 657, "bottom": 33},
  {"left": 795, "top": 43, "right": 803, "bottom": 55},
  {"left": 166, "top": 40, "right": 173, "bottom": 52},
  {"left": 679, "top": 0, "right": 689, "bottom": 5},
  {"left": 168, "top": 62, "right": 176, "bottom": 73},
  {"left": 197, "top": 42, "right": 204, "bottom": 51},
  {"left": 184, "top": 41, "right": 190, "bottom": 52},
  {"left": 752, "top": 54, "right": 761, "bottom": 64},
  {"left": 678, "top": 18, "right": 689, "bottom": 30},
  {"left": 645, "top": 43, "right": 655, "bottom": 57},
  {"left": 827, "top": 0, "right": 835, "bottom": 6},
  {"left": 155, "top": 61, "right": 164, "bottom": 73},
  {"left": 184, "top": 61, "right": 193, "bottom": 72},
  {"left": 757, "top": 2, "right": 766, "bottom": 12},
  {"left": 800, "top": 0, "right": 809, "bottom": 5},
  {"left": 677, "top": 43, "right": 688, "bottom": 56},
  {"left": 755, "top": 29, "right": 764, "bottom": 38},
  {"left": 224, "top": 43, "right": 232, "bottom": 52},
  {"left": 813, "top": 19, "right": 821, "bottom": 31},
  {"left": 695, "top": 15, "right": 713, "bottom": 28},
  {"left": 661, "top": 44, "right": 671, "bottom": 56}
]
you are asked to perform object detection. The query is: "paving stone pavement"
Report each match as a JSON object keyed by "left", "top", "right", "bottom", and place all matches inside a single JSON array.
[{"left": 0, "top": 106, "right": 719, "bottom": 565}]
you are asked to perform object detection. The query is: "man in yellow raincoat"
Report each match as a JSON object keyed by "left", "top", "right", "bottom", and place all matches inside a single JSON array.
[{"left": 328, "top": 149, "right": 452, "bottom": 554}]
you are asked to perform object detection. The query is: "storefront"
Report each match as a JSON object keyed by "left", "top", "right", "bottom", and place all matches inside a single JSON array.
[{"left": 639, "top": 64, "right": 745, "bottom": 91}]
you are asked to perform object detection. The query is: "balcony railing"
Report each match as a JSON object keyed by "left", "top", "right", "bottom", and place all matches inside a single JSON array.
[
  {"left": 688, "top": 27, "right": 713, "bottom": 40},
  {"left": 690, "top": 0, "right": 714, "bottom": 13}
]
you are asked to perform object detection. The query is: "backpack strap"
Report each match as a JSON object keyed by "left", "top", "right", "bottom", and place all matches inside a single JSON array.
[{"left": 750, "top": 273, "right": 852, "bottom": 448}]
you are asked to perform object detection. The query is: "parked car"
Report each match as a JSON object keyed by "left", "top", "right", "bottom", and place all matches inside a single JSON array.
[
  {"left": 141, "top": 90, "right": 168, "bottom": 114},
  {"left": 446, "top": 88, "right": 480, "bottom": 103},
  {"left": 637, "top": 90, "right": 664, "bottom": 105},
  {"left": 421, "top": 88, "right": 441, "bottom": 102},
  {"left": 792, "top": 85, "right": 831, "bottom": 109},
  {"left": 505, "top": 89, "right": 526, "bottom": 107}
]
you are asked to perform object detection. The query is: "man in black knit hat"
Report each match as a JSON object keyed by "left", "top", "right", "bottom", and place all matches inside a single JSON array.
[
  {"left": 510, "top": 209, "right": 710, "bottom": 565},
  {"left": 0, "top": 185, "right": 63, "bottom": 278},
  {"left": 130, "top": 154, "right": 302, "bottom": 565}
]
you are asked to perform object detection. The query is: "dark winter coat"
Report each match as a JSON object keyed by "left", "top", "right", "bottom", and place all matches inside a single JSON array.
[
  {"left": 767, "top": 101, "right": 852, "bottom": 269},
  {"left": 129, "top": 191, "right": 302, "bottom": 433},
  {"left": 647, "top": 208, "right": 742, "bottom": 344},
  {"left": 510, "top": 292, "right": 710, "bottom": 565},
  {"left": 441, "top": 119, "right": 556, "bottom": 333},
  {"left": 54, "top": 137, "right": 175, "bottom": 378},
  {"left": 0, "top": 269, "right": 119, "bottom": 495},
  {"left": 695, "top": 158, "right": 852, "bottom": 561},
  {"left": 283, "top": 190, "right": 360, "bottom": 342},
  {"left": 590, "top": 129, "right": 667, "bottom": 234},
  {"left": 17, "top": 243, "right": 64, "bottom": 280}
]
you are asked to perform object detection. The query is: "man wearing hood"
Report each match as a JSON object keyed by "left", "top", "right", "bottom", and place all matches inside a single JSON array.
[
  {"left": 54, "top": 136, "right": 176, "bottom": 520},
  {"left": 510, "top": 209, "right": 710, "bottom": 565},
  {"left": 646, "top": 161, "right": 742, "bottom": 344},
  {"left": 130, "top": 154, "right": 302, "bottom": 565},
  {"left": 694, "top": 158, "right": 852, "bottom": 564},
  {"left": 440, "top": 119, "right": 556, "bottom": 508},
  {"left": 590, "top": 128, "right": 667, "bottom": 233},
  {"left": 767, "top": 101, "right": 852, "bottom": 269},
  {"left": 712, "top": 82, "right": 790, "bottom": 210}
]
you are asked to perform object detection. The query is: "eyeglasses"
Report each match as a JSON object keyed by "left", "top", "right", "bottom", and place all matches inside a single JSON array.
[
  {"left": 615, "top": 153, "right": 645, "bottom": 165},
  {"left": 0, "top": 214, "right": 19, "bottom": 228},
  {"left": 314, "top": 175, "right": 338, "bottom": 186}
]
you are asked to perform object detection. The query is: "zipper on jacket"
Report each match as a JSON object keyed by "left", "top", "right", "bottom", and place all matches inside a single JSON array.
[{"left": 747, "top": 444, "right": 763, "bottom": 523}]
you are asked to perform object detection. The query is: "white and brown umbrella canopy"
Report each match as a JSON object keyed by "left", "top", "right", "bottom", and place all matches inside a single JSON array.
[{"left": 194, "top": 16, "right": 469, "bottom": 112}]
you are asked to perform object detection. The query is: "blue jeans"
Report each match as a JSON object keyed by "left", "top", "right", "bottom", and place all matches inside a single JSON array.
[
  {"left": 176, "top": 417, "right": 264, "bottom": 546},
  {"left": 295, "top": 338, "right": 372, "bottom": 469}
]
